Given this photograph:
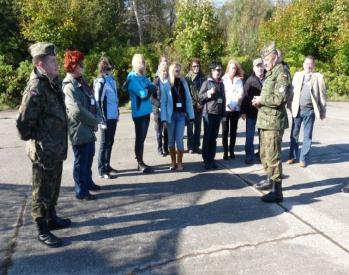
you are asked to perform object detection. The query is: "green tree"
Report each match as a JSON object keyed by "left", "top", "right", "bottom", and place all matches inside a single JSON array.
[
  {"left": 174, "top": 0, "right": 225, "bottom": 69},
  {"left": 0, "top": 0, "right": 27, "bottom": 65},
  {"left": 17, "top": 0, "right": 126, "bottom": 52},
  {"left": 222, "top": 0, "right": 273, "bottom": 56},
  {"left": 259, "top": 0, "right": 349, "bottom": 65}
]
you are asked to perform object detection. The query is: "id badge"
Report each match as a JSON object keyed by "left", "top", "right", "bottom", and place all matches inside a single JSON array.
[
  {"left": 217, "top": 98, "right": 223, "bottom": 104},
  {"left": 176, "top": 102, "right": 182, "bottom": 108}
]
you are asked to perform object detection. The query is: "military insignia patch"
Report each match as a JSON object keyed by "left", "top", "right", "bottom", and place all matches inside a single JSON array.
[
  {"left": 30, "top": 90, "right": 38, "bottom": 96},
  {"left": 279, "top": 87, "right": 285, "bottom": 93}
]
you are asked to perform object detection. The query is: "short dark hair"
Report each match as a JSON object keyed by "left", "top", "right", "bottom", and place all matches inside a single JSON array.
[
  {"left": 98, "top": 56, "right": 111, "bottom": 74},
  {"left": 191, "top": 58, "right": 201, "bottom": 66},
  {"left": 209, "top": 60, "right": 222, "bottom": 70}
]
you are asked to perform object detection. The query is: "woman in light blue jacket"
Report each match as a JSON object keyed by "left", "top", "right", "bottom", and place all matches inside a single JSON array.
[
  {"left": 161, "top": 63, "right": 194, "bottom": 171},
  {"left": 125, "top": 54, "right": 156, "bottom": 173}
]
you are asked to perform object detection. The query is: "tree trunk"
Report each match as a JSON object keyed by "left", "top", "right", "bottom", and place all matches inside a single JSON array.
[{"left": 132, "top": 0, "right": 144, "bottom": 45}]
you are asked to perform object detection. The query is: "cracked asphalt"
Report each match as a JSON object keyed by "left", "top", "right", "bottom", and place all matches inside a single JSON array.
[{"left": 1, "top": 102, "right": 349, "bottom": 275}]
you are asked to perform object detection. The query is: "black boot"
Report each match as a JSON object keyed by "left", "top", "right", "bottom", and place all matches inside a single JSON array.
[
  {"left": 254, "top": 177, "right": 272, "bottom": 190},
  {"left": 47, "top": 206, "right": 71, "bottom": 230},
  {"left": 341, "top": 183, "right": 349, "bottom": 193},
  {"left": 136, "top": 154, "right": 151, "bottom": 173},
  {"left": 261, "top": 181, "right": 283, "bottom": 203},
  {"left": 223, "top": 146, "right": 229, "bottom": 160},
  {"left": 36, "top": 218, "right": 62, "bottom": 248}
]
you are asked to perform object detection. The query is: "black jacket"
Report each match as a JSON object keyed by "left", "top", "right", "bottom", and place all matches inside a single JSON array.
[
  {"left": 199, "top": 78, "right": 226, "bottom": 116},
  {"left": 241, "top": 73, "right": 263, "bottom": 119}
]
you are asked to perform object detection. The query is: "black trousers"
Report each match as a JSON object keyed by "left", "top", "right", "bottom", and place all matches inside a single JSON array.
[
  {"left": 222, "top": 111, "right": 239, "bottom": 155},
  {"left": 202, "top": 113, "right": 221, "bottom": 165},
  {"left": 153, "top": 110, "right": 168, "bottom": 152},
  {"left": 98, "top": 119, "right": 117, "bottom": 174},
  {"left": 133, "top": 114, "right": 150, "bottom": 162}
]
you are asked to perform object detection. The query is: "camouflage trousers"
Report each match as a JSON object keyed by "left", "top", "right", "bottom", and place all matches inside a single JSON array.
[
  {"left": 31, "top": 161, "right": 63, "bottom": 220},
  {"left": 260, "top": 129, "right": 284, "bottom": 182}
]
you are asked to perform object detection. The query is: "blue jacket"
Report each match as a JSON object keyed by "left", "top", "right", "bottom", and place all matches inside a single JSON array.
[
  {"left": 93, "top": 75, "right": 119, "bottom": 121},
  {"left": 160, "top": 78, "right": 195, "bottom": 123},
  {"left": 126, "top": 72, "right": 156, "bottom": 118}
]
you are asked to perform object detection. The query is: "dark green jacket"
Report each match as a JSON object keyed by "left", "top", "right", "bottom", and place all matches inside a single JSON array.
[
  {"left": 16, "top": 68, "right": 68, "bottom": 164},
  {"left": 256, "top": 64, "right": 291, "bottom": 130},
  {"left": 63, "top": 74, "right": 102, "bottom": 146}
]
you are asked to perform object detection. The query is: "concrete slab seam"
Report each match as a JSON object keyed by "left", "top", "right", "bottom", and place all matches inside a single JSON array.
[
  {"left": 219, "top": 161, "right": 349, "bottom": 255},
  {"left": 0, "top": 195, "right": 28, "bottom": 275},
  {"left": 128, "top": 232, "right": 319, "bottom": 274}
]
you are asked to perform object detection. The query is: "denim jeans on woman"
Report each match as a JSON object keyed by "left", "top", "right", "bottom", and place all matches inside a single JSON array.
[
  {"left": 167, "top": 111, "right": 186, "bottom": 151},
  {"left": 72, "top": 142, "right": 95, "bottom": 199},
  {"left": 245, "top": 118, "right": 257, "bottom": 162},
  {"left": 98, "top": 119, "right": 117, "bottom": 175},
  {"left": 289, "top": 108, "right": 315, "bottom": 163}
]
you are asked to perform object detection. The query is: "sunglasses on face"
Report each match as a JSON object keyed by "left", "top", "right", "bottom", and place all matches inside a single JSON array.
[{"left": 106, "top": 67, "right": 112, "bottom": 71}]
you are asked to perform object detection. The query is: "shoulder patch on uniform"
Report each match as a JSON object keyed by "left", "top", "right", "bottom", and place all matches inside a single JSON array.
[{"left": 30, "top": 90, "right": 38, "bottom": 96}]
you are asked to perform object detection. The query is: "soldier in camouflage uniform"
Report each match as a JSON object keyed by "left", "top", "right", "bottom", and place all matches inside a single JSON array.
[
  {"left": 252, "top": 42, "right": 291, "bottom": 203},
  {"left": 16, "top": 42, "right": 71, "bottom": 247}
]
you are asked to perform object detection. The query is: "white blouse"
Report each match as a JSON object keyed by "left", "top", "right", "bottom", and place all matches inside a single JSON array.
[{"left": 222, "top": 74, "right": 244, "bottom": 112}]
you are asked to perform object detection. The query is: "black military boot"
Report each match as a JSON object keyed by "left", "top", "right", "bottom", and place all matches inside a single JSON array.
[
  {"left": 36, "top": 218, "right": 62, "bottom": 248},
  {"left": 48, "top": 206, "right": 71, "bottom": 230},
  {"left": 261, "top": 181, "right": 283, "bottom": 203},
  {"left": 254, "top": 176, "right": 273, "bottom": 190}
]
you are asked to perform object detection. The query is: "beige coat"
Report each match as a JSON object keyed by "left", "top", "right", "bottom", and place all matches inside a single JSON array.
[{"left": 291, "top": 71, "right": 326, "bottom": 119}]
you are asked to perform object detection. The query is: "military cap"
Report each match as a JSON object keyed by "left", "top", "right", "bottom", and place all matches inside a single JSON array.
[
  {"left": 260, "top": 42, "right": 276, "bottom": 59},
  {"left": 28, "top": 42, "right": 56, "bottom": 58},
  {"left": 253, "top": 58, "right": 263, "bottom": 67}
]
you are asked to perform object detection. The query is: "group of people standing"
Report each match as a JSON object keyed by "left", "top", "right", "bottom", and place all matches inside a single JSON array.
[{"left": 16, "top": 40, "right": 332, "bottom": 249}]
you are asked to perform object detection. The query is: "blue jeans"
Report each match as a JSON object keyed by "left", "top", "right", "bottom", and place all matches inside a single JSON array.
[
  {"left": 168, "top": 111, "right": 186, "bottom": 151},
  {"left": 133, "top": 114, "right": 150, "bottom": 161},
  {"left": 72, "top": 142, "right": 95, "bottom": 198},
  {"left": 245, "top": 118, "right": 257, "bottom": 161},
  {"left": 98, "top": 119, "right": 117, "bottom": 175},
  {"left": 202, "top": 113, "right": 221, "bottom": 165},
  {"left": 289, "top": 109, "right": 315, "bottom": 163},
  {"left": 187, "top": 110, "right": 202, "bottom": 150}
]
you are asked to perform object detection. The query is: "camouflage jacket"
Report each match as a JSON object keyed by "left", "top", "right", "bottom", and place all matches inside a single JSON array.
[
  {"left": 16, "top": 68, "right": 68, "bottom": 164},
  {"left": 256, "top": 63, "right": 291, "bottom": 130}
]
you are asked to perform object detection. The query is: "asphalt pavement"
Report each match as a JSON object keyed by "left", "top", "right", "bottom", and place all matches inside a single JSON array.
[{"left": 0, "top": 102, "right": 349, "bottom": 274}]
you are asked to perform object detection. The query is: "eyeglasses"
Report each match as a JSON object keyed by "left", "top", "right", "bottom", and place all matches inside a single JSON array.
[{"left": 106, "top": 67, "right": 112, "bottom": 71}]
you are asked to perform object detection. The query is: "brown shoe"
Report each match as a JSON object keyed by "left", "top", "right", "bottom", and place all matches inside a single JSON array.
[
  {"left": 286, "top": 159, "right": 295, "bottom": 164},
  {"left": 300, "top": 161, "right": 306, "bottom": 168}
]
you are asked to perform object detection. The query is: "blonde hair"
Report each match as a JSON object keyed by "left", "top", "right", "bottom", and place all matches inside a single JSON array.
[
  {"left": 168, "top": 63, "right": 181, "bottom": 87},
  {"left": 226, "top": 59, "right": 244, "bottom": 78},
  {"left": 132, "top": 53, "right": 146, "bottom": 74}
]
